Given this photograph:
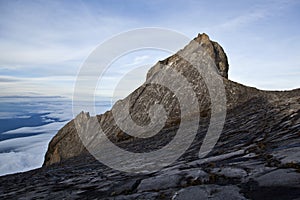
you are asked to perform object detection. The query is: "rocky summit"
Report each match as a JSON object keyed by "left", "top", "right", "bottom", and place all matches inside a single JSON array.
[{"left": 0, "top": 34, "right": 299, "bottom": 200}]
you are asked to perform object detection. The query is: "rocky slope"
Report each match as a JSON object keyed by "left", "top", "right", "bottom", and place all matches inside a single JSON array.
[{"left": 0, "top": 34, "right": 299, "bottom": 200}]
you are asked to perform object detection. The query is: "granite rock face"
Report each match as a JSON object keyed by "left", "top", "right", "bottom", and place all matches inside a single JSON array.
[
  {"left": 147, "top": 33, "right": 229, "bottom": 79},
  {"left": 43, "top": 33, "right": 230, "bottom": 166},
  {"left": 1, "top": 33, "right": 299, "bottom": 200}
]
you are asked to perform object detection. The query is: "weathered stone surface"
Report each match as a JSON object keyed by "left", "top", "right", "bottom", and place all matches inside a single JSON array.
[
  {"left": 211, "top": 167, "right": 247, "bottom": 179},
  {"left": 172, "top": 185, "right": 246, "bottom": 200},
  {"left": 137, "top": 168, "right": 209, "bottom": 192},
  {"left": 147, "top": 33, "right": 229, "bottom": 79},
  {"left": 137, "top": 171, "right": 182, "bottom": 192},
  {"left": 43, "top": 120, "right": 87, "bottom": 166},
  {"left": 255, "top": 169, "right": 300, "bottom": 187},
  {"left": 0, "top": 33, "right": 299, "bottom": 200},
  {"left": 271, "top": 146, "right": 300, "bottom": 164}
]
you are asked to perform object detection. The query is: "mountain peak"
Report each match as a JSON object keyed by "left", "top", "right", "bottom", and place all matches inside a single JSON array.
[
  {"left": 195, "top": 32, "right": 210, "bottom": 42},
  {"left": 147, "top": 33, "right": 229, "bottom": 80},
  {"left": 194, "top": 33, "right": 229, "bottom": 78}
]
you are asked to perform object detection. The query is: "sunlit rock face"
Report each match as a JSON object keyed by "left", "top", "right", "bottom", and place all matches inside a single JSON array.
[
  {"left": 1, "top": 34, "right": 299, "bottom": 200},
  {"left": 43, "top": 33, "right": 230, "bottom": 166}
]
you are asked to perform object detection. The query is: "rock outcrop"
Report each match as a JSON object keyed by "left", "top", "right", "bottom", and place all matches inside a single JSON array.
[
  {"left": 43, "top": 33, "right": 231, "bottom": 166},
  {"left": 0, "top": 33, "right": 299, "bottom": 200}
]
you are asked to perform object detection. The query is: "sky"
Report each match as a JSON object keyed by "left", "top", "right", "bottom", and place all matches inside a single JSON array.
[{"left": 0, "top": 0, "right": 300, "bottom": 99}]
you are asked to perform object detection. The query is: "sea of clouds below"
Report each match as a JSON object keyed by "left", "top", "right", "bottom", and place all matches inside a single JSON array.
[
  {"left": 0, "top": 97, "right": 111, "bottom": 176},
  {"left": 0, "top": 122, "right": 66, "bottom": 176}
]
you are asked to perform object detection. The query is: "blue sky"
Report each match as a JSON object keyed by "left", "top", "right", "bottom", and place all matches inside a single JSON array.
[{"left": 0, "top": 0, "right": 299, "bottom": 98}]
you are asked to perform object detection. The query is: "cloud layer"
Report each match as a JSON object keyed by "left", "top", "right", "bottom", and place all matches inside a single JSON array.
[
  {"left": 0, "top": 96, "right": 111, "bottom": 176},
  {"left": 0, "top": 122, "right": 64, "bottom": 176}
]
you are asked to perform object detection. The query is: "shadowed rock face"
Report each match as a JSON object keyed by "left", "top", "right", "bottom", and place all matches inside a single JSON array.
[{"left": 1, "top": 34, "right": 299, "bottom": 200}]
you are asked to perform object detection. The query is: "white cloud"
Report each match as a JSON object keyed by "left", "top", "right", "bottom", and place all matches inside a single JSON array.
[
  {"left": 0, "top": 0, "right": 138, "bottom": 77},
  {"left": 0, "top": 75, "right": 76, "bottom": 97},
  {"left": 0, "top": 121, "right": 66, "bottom": 176},
  {"left": 217, "top": 11, "right": 266, "bottom": 31},
  {"left": 124, "top": 55, "right": 150, "bottom": 67}
]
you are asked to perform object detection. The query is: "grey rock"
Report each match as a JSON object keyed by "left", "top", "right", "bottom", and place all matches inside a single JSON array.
[
  {"left": 255, "top": 169, "right": 300, "bottom": 187},
  {"left": 211, "top": 167, "right": 247, "bottom": 179},
  {"left": 111, "top": 192, "right": 159, "bottom": 200},
  {"left": 271, "top": 146, "right": 300, "bottom": 164},
  {"left": 181, "top": 168, "right": 210, "bottom": 183},
  {"left": 137, "top": 171, "right": 182, "bottom": 192},
  {"left": 188, "top": 150, "right": 245, "bottom": 167},
  {"left": 172, "top": 185, "right": 246, "bottom": 200}
]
